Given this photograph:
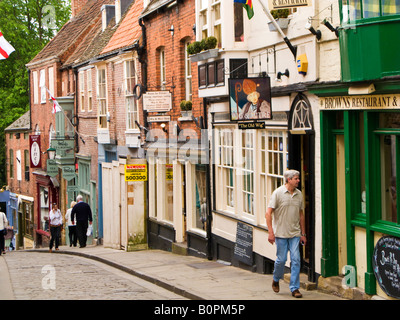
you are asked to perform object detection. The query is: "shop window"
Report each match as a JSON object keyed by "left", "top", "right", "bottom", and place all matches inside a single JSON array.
[
  {"left": 215, "top": 128, "right": 235, "bottom": 211},
  {"left": 195, "top": 164, "right": 207, "bottom": 230},
  {"left": 165, "top": 164, "right": 174, "bottom": 222},
  {"left": 242, "top": 131, "right": 255, "bottom": 215},
  {"left": 260, "top": 130, "right": 288, "bottom": 220},
  {"left": 22, "top": 201, "right": 34, "bottom": 238}
]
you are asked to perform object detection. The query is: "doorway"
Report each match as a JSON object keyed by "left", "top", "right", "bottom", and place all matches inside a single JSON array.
[{"left": 289, "top": 132, "right": 315, "bottom": 281}]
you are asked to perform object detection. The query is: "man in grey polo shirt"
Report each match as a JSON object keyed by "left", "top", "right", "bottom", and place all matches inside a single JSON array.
[{"left": 265, "top": 170, "right": 306, "bottom": 298}]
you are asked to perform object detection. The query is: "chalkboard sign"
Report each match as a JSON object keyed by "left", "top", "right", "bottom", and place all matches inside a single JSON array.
[
  {"left": 372, "top": 236, "right": 400, "bottom": 299},
  {"left": 234, "top": 222, "right": 253, "bottom": 265}
]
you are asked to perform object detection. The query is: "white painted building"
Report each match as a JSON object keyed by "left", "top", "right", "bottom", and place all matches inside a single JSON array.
[{"left": 194, "top": 0, "right": 341, "bottom": 281}]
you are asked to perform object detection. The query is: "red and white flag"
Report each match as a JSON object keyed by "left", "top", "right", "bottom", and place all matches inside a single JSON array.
[
  {"left": 0, "top": 32, "right": 15, "bottom": 60},
  {"left": 45, "top": 87, "right": 63, "bottom": 113}
]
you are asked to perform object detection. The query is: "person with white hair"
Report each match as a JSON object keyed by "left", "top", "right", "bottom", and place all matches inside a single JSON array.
[
  {"left": 65, "top": 201, "right": 77, "bottom": 247},
  {"left": 265, "top": 169, "right": 306, "bottom": 298},
  {"left": 71, "top": 195, "right": 92, "bottom": 248}
]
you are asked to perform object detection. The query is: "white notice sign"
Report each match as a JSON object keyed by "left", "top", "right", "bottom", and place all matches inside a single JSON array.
[{"left": 143, "top": 91, "right": 172, "bottom": 112}]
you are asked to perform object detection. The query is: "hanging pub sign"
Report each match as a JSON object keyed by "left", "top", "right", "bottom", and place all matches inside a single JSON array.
[
  {"left": 29, "top": 135, "right": 41, "bottom": 168},
  {"left": 62, "top": 165, "right": 76, "bottom": 181},
  {"left": 268, "top": 0, "right": 311, "bottom": 9},
  {"left": 46, "top": 159, "right": 58, "bottom": 177},
  {"left": 229, "top": 77, "right": 272, "bottom": 121},
  {"left": 372, "top": 236, "right": 400, "bottom": 299}
]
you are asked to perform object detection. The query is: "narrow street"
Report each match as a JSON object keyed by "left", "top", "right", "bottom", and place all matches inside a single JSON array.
[{"left": 0, "top": 251, "right": 186, "bottom": 300}]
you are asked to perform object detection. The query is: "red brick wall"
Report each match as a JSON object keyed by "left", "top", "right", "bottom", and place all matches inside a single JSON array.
[
  {"left": 144, "top": 0, "right": 201, "bottom": 137},
  {"left": 71, "top": 0, "right": 89, "bottom": 17},
  {"left": 76, "top": 66, "right": 99, "bottom": 181},
  {"left": 6, "top": 130, "right": 32, "bottom": 196}
]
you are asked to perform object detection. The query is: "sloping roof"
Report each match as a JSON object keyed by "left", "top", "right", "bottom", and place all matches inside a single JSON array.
[
  {"left": 140, "top": 0, "right": 175, "bottom": 18},
  {"left": 27, "top": 0, "right": 114, "bottom": 67},
  {"left": 101, "top": 0, "right": 143, "bottom": 54},
  {"left": 5, "top": 111, "right": 30, "bottom": 132}
]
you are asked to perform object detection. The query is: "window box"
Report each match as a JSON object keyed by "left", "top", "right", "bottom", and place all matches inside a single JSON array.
[
  {"left": 190, "top": 48, "right": 219, "bottom": 62},
  {"left": 268, "top": 18, "right": 289, "bottom": 31}
]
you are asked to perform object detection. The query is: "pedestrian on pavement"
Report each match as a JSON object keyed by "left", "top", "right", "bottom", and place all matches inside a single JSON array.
[
  {"left": 49, "top": 203, "right": 63, "bottom": 253},
  {"left": 71, "top": 195, "right": 92, "bottom": 248},
  {"left": 265, "top": 169, "right": 306, "bottom": 298},
  {"left": 65, "top": 201, "right": 77, "bottom": 247},
  {"left": 0, "top": 211, "right": 8, "bottom": 255}
]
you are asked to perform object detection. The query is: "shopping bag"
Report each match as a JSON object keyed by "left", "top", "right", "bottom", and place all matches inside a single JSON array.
[{"left": 86, "top": 225, "right": 92, "bottom": 236}]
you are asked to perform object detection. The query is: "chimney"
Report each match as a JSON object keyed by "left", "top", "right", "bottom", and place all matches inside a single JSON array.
[
  {"left": 115, "top": 0, "right": 134, "bottom": 24},
  {"left": 71, "top": 0, "right": 89, "bottom": 17},
  {"left": 101, "top": 5, "right": 115, "bottom": 31}
]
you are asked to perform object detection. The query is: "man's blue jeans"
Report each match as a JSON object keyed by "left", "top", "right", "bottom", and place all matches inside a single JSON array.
[{"left": 272, "top": 237, "right": 301, "bottom": 292}]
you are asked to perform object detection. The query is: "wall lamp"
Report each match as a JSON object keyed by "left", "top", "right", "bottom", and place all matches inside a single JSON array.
[
  {"left": 160, "top": 123, "right": 168, "bottom": 133},
  {"left": 47, "top": 147, "right": 56, "bottom": 160},
  {"left": 321, "top": 19, "right": 339, "bottom": 37},
  {"left": 305, "top": 21, "right": 321, "bottom": 40},
  {"left": 168, "top": 25, "right": 174, "bottom": 36},
  {"left": 276, "top": 69, "right": 290, "bottom": 82}
]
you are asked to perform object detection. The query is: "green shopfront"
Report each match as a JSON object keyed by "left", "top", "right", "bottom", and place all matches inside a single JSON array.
[{"left": 312, "top": 0, "right": 400, "bottom": 299}]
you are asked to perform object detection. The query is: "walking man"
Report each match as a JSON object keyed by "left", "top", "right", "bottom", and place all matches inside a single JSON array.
[
  {"left": 71, "top": 195, "right": 92, "bottom": 248},
  {"left": 49, "top": 203, "right": 63, "bottom": 252},
  {"left": 265, "top": 170, "right": 306, "bottom": 298}
]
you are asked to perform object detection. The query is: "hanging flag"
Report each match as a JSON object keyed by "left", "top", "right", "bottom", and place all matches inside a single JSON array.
[
  {"left": 0, "top": 32, "right": 15, "bottom": 59},
  {"left": 234, "top": 0, "right": 254, "bottom": 19},
  {"left": 45, "top": 87, "right": 63, "bottom": 113}
]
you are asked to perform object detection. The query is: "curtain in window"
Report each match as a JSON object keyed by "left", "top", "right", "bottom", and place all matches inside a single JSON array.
[{"left": 381, "top": 0, "right": 400, "bottom": 15}]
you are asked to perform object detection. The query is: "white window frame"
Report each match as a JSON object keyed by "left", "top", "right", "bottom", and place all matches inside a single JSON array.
[
  {"left": 214, "top": 126, "right": 289, "bottom": 226},
  {"left": 184, "top": 42, "right": 192, "bottom": 101},
  {"left": 80, "top": 71, "right": 85, "bottom": 112},
  {"left": 40, "top": 69, "right": 46, "bottom": 104},
  {"left": 124, "top": 60, "right": 138, "bottom": 130},
  {"left": 160, "top": 49, "right": 166, "bottom": 90},
  {"left": 87, "top": 69, "right": 92, "bottom": 112},
  {"left": 241, "top": 130, "right": 255, "bottom": 217},
  {"left": 97, "top": 66, "right": 108, "bottom": 129},
  {"left": 33, "top": 71, "right": 39, "bottom": 104},
  {"left": 215, "top": 126, "right": 235, "bottom": 213}
]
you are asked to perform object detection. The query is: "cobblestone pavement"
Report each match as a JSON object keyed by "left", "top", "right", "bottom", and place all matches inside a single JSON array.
[{"left": 3, "top": 251, "right": 186, "bottom": 300}]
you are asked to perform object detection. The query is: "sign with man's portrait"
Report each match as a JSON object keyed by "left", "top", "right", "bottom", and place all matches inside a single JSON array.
[{"left": 229, "top": 77, "right": 272, "bottom": 121}]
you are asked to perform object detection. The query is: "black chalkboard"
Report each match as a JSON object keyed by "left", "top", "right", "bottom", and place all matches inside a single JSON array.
[
  {"left": 372, "top": 236, "right": 400, "bottom": 299},
  {"left": 234, "top": 222, "right": 253, "bottom": 265}
]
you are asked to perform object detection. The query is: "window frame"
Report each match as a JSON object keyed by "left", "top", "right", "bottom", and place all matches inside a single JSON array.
[
  {"left": 97, "top": 66, "right": 108, "bottom": 129},
  {"left": 124, "top": 59, "right": 138, "bottom": 131}
]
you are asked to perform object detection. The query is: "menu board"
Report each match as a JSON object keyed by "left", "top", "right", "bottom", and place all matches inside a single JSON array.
[
  {"left": 234, "top": 222, "right": 253, "bottom": 265},
  {"left": 372, "top": 236, "right": 400, "bottom": 299}
]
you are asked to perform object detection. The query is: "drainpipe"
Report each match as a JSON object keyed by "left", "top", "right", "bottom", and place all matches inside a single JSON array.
[
  {"left": 138, "top": 17, "right": 150, "bottom": 244},
  {"left": 204, "top": 97, "right": 213, "bottom": 260}
]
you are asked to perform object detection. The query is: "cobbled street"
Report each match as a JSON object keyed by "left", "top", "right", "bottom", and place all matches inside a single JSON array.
[{"left": 2, "top": 251, "right": 186, "bottom": 300}]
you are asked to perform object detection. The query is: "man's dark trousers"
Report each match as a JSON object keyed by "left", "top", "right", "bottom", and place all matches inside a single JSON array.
[{"left": 76, "top": 220, "right": 88, "bottom": 247}]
